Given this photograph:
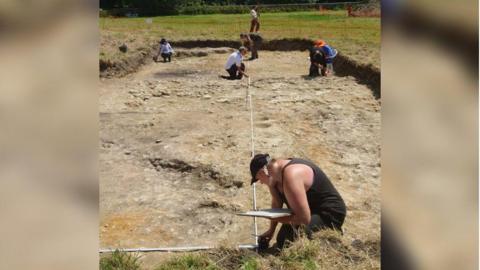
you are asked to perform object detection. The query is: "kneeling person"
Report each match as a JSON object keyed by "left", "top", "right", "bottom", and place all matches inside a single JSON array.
[
  {"left": 224, "top": 47, "right": 249, "bottom": 80},
  {"left": 319, "top": 40, "right": 337, "bottom": 75},
  {"left": 250, "top": 154, "right": 346, "bottom": 249},
  {"left": 309, "top": 42, "right": 327, "bottom": 77},
  {"left": 155, "top": 38, "right": 174, "bottom": 62}
]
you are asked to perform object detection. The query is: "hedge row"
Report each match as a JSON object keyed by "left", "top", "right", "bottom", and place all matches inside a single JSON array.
[
  {"left": 100, "top": 3, "right": 351, "bottom": 17},
  {"left": 177, "top": 4, "right": 348, "bottom": 15}
]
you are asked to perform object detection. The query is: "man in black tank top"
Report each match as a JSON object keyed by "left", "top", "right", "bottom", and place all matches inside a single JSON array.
[{"left": 250, "top": 153, "right": 346, "bottom": 249}]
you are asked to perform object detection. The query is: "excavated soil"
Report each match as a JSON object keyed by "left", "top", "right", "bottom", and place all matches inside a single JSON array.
[
  {"left": 100, "top": 39, "right": 380, "bottom": 97},
  {"left": 100, "top": 51, "right": 380, "bottom": 268}
]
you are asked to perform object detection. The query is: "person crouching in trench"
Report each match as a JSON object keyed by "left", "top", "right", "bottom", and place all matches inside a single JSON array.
[{"left": 250, "top": 153, "right": 347, "bottom": 250}]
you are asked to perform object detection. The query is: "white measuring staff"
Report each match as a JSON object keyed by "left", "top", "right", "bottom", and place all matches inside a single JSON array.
[
  {"left": 100, "top": 244, "right": 257, "bottom": 253},
  {"left": 246, "top": 75, "right": 259, "bottom": 248}
]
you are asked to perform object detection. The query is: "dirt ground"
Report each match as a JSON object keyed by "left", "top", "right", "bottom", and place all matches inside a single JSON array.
[{"left": 99, "top": 50, "right": 380, "bottom": 268}]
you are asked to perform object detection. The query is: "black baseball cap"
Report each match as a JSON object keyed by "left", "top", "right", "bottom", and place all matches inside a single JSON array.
[{"left": 250, "top": 153, "right": 270, "bottom": 185}]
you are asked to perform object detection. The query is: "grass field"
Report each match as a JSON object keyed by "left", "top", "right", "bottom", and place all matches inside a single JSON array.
[
  {"left": 100, "top": 11, "right": 380, "bottom": 67},
  {"left": 99, "top": 230, "right": 379, "bottom": 270}
]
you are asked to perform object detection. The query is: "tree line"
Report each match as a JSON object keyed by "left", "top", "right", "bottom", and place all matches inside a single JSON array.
[{"left": 100, "top": 0, "right": 358, "bottom": 16}]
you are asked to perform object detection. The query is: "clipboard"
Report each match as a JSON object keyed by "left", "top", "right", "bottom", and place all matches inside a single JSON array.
[{"left": 237, "top": 208, "right": 292, "bottom": 219}]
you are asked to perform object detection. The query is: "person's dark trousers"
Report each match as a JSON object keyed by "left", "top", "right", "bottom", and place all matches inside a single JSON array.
[
  {"left": 226, "top": 63, "right": 245, "bottom": 80},
  {"left": 276, "top": 212, "right": 345, "bottom": 249},
  {"left": 250, "top": 19, "right": 259, "bottom": 32},
  {"left": 251, "top": 43, "right": 259, "bottom": 59},
  {"left": 161, "top": 52, "right": 172, "bottom": 62},
  {"left": 248, "top": 33, "right": 263, "bottom": 60},
  {"left": 309, "top": 62, "right": 320, "bottom": 77},
  {"left": 250, "top": 19, "right": 256, "bottom": 33}
]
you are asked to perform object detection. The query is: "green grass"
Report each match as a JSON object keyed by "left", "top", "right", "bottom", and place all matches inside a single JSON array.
[
  {"left": 100, "top": 10, "right": 380, "bottom": 67},
  {"left": 154, "top": 254, "right": 219, "bottom": 270},
  {"left": 240, "top": 256, "right": 260, "bottom": 270},
  {"left": 100, "top": 231, "right": 379, "bottom": 270},
  {"left": 100, "top": 250, "right": 142, "bottom": 270}
]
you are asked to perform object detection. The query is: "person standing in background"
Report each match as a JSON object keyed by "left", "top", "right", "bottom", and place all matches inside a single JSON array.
[
  {"left": 249, "top": 6, "right": 260, "bottom": 33},
  {"left": 240, "top": 32, "right": 263, "bottom": 60}
]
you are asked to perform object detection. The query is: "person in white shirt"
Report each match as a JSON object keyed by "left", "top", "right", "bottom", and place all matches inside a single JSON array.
[
  {"left": 155, "top": 38, "right": 174, "bottom": 63},
  {"left": 222, "top": 47, "right": 249, "bottom": 80},
  {"left": 249, "top": 6, "right": 260, "bottom": 33}
]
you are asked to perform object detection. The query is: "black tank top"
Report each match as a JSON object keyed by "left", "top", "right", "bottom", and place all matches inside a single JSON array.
[{"left": 277, "top": 158, "right": 346, "bottom": 216}]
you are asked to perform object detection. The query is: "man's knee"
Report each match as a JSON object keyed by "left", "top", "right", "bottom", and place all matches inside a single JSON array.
[{"left": 306, "top": 214, "right": 327, "bottom": 238}]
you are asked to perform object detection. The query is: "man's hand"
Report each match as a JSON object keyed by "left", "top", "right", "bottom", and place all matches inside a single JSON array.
[
  {"left": 239, "top": 69, "right": 249, "bottom": 78},
  {"left": 259, "top": 229, "right": 274, "bottom": 243},
  {"left": 258, "top": 229, "right": 274, "bottom": 250}
]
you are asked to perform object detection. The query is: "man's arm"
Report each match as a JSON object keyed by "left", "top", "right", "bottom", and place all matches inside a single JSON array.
[
  {"left": 237, "top": 63, "right": 249, "bottom": 77},
  {"left": 238, "top": 68, "right": 249, "bottom": 77},
  {"left": 271, "top": 168, "right": 311, "bottom": 225},
  {"left": 156, "top": 45, "right": 162, "bottom": 57},
  {"left": 258, "top": 185, "right": 282, "bottom": 242},
  {"left": 267, "top": 185, "right": 283, "bottom": 232}
]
